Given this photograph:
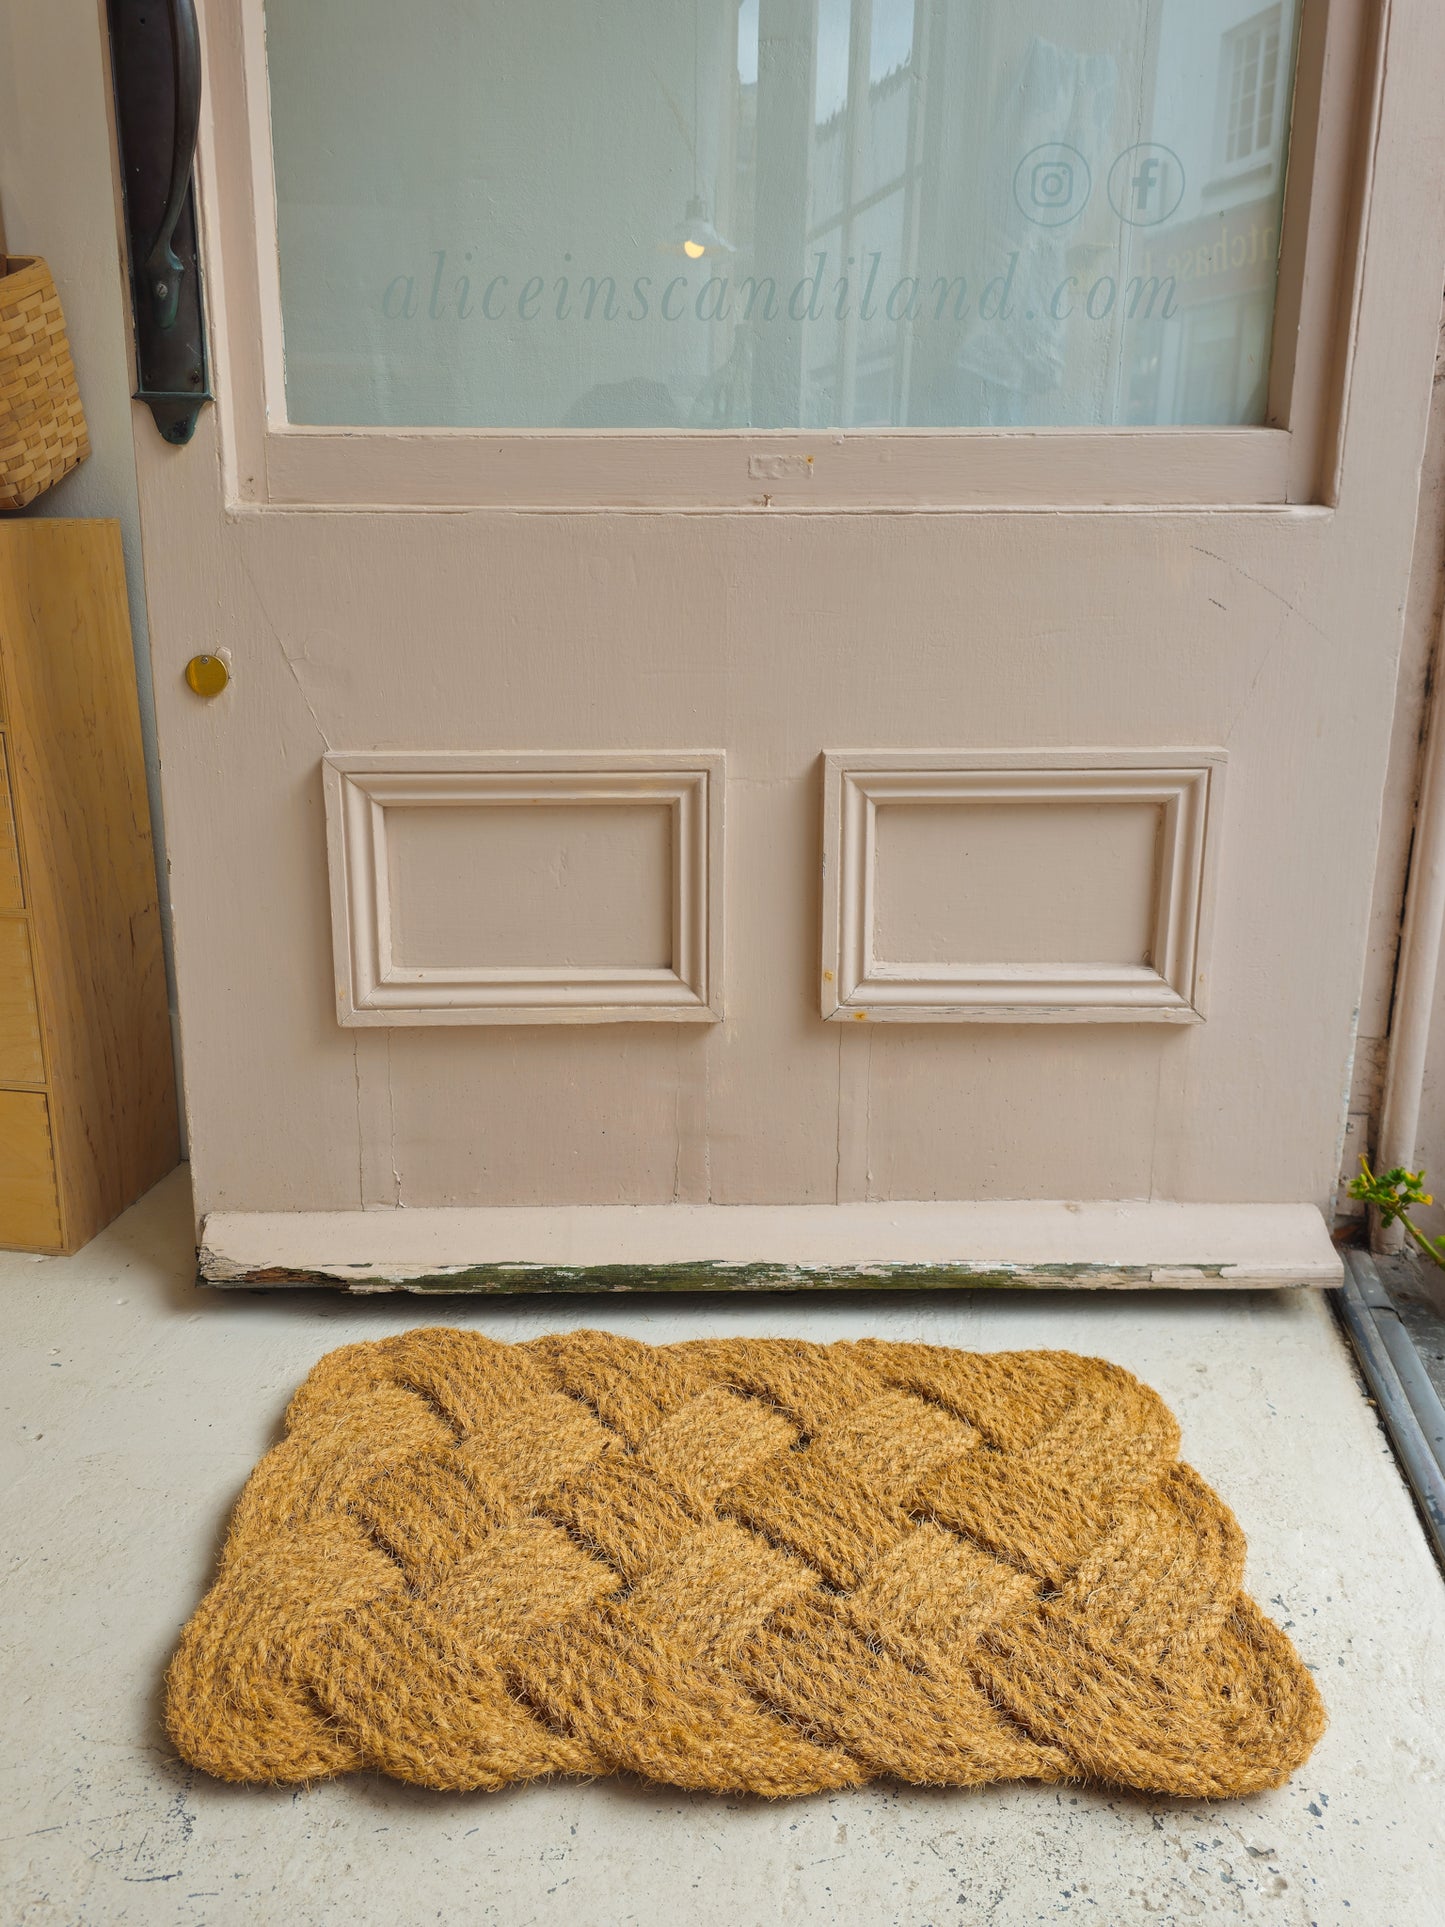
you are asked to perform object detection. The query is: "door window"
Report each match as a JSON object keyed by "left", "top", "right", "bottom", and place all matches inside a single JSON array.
[{"left": 263, "top": 0, "right": 1302, "bottom": 433}]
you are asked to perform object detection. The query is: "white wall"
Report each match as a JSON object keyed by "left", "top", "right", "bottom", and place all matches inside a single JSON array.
[{"left": 0, "top": 0, "right": 177, "bottom": 1031}]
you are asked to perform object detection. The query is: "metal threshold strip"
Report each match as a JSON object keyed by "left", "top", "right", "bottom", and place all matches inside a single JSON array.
[{"left": 1337, "top": 1249, "right": 1445, "bottom": 1569}]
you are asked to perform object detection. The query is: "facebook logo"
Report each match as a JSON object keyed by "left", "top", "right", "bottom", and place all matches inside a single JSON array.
[
  {"left": 1108, "top": 145, "right": 1185, "bottom": 228},
  {"left": 1132, "top": 157, "right": 1162, "bottom": 212}
]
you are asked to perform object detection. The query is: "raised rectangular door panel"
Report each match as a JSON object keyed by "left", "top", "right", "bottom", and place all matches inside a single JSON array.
[
  {"left": 322, "top": 754, "right": 724, "bottom": 1024},
  {"left": 821, "top": 753, "right": 1223, "bottom": 1023},
  {"left": 387, "top": 805, "right": 673, "bottom": 969},
  {"left": 874, "top": 803, "right": 1162, "bottom": 966}
]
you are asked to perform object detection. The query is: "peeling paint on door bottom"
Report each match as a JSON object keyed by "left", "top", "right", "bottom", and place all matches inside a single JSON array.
[{"left": 197, "top": 1201, "right": 1343, "bottom": 1293}]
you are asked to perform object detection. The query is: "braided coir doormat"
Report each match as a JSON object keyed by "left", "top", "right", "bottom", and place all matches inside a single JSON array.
[{"left": 166, "top": 1329, "right": 1324, "bottom": 1797}]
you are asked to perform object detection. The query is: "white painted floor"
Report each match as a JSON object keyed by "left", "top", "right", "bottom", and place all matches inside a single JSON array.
[{"left": 4, "top": 1170, "right": 1444, "bottom": 1927}]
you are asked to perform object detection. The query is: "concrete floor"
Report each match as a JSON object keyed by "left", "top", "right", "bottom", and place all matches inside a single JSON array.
[{"left": 4, "top": 1171, "right": 1445, "bottom": 1927}]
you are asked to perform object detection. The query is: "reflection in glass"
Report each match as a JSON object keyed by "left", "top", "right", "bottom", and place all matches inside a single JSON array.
[{"left": 265, "top": 1, "right": 1301, "bottom": 430}]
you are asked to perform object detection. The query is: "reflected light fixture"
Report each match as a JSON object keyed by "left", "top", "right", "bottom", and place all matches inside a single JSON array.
[
  {"left": 674, "top": 194, "right": 734, "bottom": 260},
  {"left": 664, "top": 0, "right": 735, "bottom": 258}
]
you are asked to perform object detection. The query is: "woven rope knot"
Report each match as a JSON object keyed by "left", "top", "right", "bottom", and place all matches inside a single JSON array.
[{"left": 166, "top": 1329, "right": 1324, "bottom": 1797}]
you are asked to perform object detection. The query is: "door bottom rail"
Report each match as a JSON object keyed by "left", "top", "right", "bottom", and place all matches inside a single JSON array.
[{"left": 198, "top": 1200, "right": 1341, "bottom": 1293}]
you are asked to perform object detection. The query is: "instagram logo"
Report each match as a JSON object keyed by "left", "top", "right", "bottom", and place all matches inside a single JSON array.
[
  {"left": 1032, "top": 158, "right": 1073, "bottom": 208},
  {"left": 1014, "top": 144, "right": 1091, "bottom": 226}
]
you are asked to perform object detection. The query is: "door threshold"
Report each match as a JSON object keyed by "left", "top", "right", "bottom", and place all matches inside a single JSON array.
[
  {"left": 1336, "top": 1249, "right": 1445, "bottom": 1569},
  {"left": 198, "top": 1200, "right": 1341, "bottom": 1293}
]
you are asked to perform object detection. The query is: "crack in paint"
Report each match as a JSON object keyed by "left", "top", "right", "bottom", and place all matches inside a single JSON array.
[{"left": 235, "top": 547, "right": 333, "bottom": 750}]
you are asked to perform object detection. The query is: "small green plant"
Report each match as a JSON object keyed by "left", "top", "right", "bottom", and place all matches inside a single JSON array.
[{"left": 1348, "top": 1155, "right": 1445, "bottom": 1269}]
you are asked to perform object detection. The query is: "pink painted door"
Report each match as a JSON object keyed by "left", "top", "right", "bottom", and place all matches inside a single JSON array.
[{"left": 128, "top": 0, "right": 1445, "bottom": 1275}]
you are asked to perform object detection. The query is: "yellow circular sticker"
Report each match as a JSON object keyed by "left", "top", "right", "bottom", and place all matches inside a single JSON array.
[{"left": 184, "top": 654, "right": 229, "bottom": 698}]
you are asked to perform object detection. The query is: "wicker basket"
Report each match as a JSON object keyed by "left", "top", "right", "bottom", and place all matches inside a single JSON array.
[{"left": 0, "top": 255, "right": 90, "bottom": 512}]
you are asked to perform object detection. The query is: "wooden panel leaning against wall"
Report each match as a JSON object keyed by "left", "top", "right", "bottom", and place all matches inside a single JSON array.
[{"left": 0, "top": 519, "right": 177, "bottom": 1253}]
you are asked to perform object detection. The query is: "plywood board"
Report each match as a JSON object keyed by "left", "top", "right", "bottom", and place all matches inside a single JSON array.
[
  {"left": 0, "top": 739, "right": 23, "bottom": 913},
  {"left": 0, "top": 522, "right": 178, "bottom": 1250},
  {"left": 0, "top": 919, "right": 45, "bottom": 1085},
  {"left": 0, "top": 1090, "right": 61, "bottom": 1252}
]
